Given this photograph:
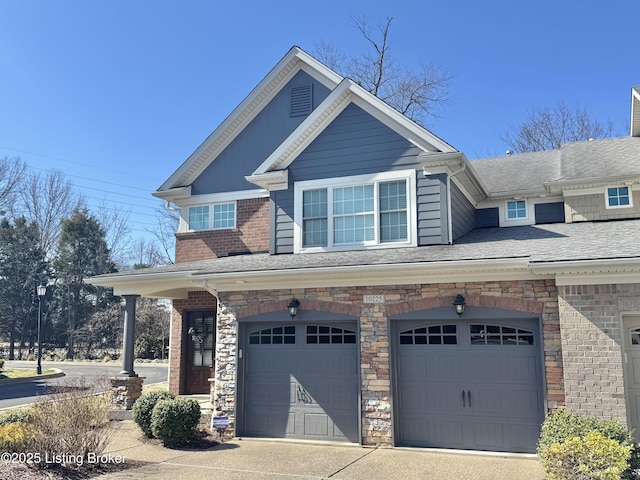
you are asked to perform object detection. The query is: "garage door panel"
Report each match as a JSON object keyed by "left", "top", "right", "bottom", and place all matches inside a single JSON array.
[
  {"left": 395, "top": 319, "right": 544, "bottom": 453},
  {"left": 304, "top": 413, "right": 329, "bottom": 436},
  {"left": 243, "top": 322, "right": 358, "bottom": 443},
  {"left": 472, "top": 421, "right": 504, "bottom": 450}
]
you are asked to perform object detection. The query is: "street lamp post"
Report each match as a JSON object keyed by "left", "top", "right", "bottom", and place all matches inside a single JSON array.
[{"left": 36, "top": 284, "right": 47, "bottom": 375}]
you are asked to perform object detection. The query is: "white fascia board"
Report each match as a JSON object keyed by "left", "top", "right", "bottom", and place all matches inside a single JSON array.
[
  {"left": 176, "top": 189, "right": 269, "bottom": 207},
  {"left": 188, "top": 257, "right": 537, "bottom": 292},
  {"left": 152, "top": 185, "right": 192, "bottom": 202},
  {"left": 244, "top": 170, "right": 289, "bottom": 191},
  {"left": 158, "top": 47, "right": 342, "bottom": 192},
  {"left": 252, "top": 79, "right": 458, "bottom": 176},
  {"left": 530, "top": 257, "right": 640, "bottom": 285},
  {"left": 632, "top": 86, "right": 640, "bottom": 137},
  {"left": 85, "top": 271, "right": 203, "bottom": 299}
]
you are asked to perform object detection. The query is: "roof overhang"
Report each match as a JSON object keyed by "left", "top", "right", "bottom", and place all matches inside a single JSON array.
[
  {"left": 418, "top": 151, "right": 489, "bottom": 204},
  {"left": 632, "top": 86, "right": 640, "bottom": 138},
  {"left": 88, "top": 257, "right": 538, "bottom": 298},
  {"left": 530, "top": 257, "right": 640, "bottom": 285},
  {"left": 151, "top": 185, "right": 192, "bottom": 202}
]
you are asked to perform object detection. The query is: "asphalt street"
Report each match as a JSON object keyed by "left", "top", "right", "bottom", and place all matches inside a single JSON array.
[{"left": 0, "top": 360, "right": 168, "bottom": 410}]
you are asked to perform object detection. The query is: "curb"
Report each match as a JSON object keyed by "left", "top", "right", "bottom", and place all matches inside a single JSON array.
[{"left": 0, "top": 368, "right": 65, "bottom": 385}]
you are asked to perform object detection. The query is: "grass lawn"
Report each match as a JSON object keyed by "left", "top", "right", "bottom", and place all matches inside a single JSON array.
[{"left": 0, "top": 368, "right": 57, "bottom": 379}]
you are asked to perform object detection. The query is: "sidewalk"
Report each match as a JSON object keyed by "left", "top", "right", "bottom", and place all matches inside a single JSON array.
[{"left": 101, "top": 420, "right": 546, "bottom": 480}]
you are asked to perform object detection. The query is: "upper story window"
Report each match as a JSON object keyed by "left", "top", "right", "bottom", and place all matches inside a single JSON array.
[
  {"left": 188, "top": 202, "right": 236, "bottom": 231},
  {"left": 294, "top": 170, "right": 416, "bottom": 253},
  {"left": 506, "top": 200, "right": 527, "bottom": 219},
  {"left": 606, "top": 186, "right": 632, "bottom": 208}
]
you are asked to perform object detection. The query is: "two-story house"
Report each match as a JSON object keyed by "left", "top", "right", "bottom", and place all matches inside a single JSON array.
[{"left": 89, "top": 48, "right": 640, "bottom": 454}]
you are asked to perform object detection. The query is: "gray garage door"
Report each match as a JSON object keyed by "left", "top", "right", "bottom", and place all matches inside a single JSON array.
[
  {"left": 395, "top": 319, "right": 544, "bottom": 453},
  {"left": 242, "top": 322, "right": 359, "bottom": 442}
]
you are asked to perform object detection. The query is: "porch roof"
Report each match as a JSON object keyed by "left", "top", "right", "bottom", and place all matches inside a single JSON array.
[{"left": 88, "top": 219, "right": 640, "bottom": 298}]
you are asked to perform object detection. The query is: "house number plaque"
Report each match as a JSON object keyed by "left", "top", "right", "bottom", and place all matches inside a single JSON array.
[{"left": 363, "top": 295, "right": 385, "bottom": 304}]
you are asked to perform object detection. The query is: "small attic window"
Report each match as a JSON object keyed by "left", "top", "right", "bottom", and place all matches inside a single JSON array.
[
  {"left": 290, "top": 84, "right": 313, "bottom": 117},
  {"left": 606, "top": 186, "right": 632, "bottom": 209}
]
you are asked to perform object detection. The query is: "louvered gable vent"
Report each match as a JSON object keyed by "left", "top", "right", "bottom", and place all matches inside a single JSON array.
[{"left": 290, "top": 84, "right": 313, "bottom": 117}]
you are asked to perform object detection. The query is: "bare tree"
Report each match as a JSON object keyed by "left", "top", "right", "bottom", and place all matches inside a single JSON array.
[
  {"left": 501, "top": 102, "right": 616, "bottom": 153},
  {"left": 315, "top": 14, "right": 453, "bottom": 126},
  {"left": 0, "top": 156, "right": 27, "bottom": 214},
  {"left": 94, "top": 200, "right": 131, "bottom": 265},
  {"left": 146, "top": 204, "right": 179, "bottom": 265},
  {"left": 10, "top": 170, "right": 84, "bottom": 256}
]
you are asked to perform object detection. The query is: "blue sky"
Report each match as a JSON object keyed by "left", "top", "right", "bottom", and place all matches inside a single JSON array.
[{"left": 0, "top": 0, "right": 638, "bottom": 243}]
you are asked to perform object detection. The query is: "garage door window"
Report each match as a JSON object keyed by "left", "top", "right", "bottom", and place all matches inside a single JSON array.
[
  {"left": 470, "top": 324, "right": 534, "bottom": 345},
  {"left": 248, "top": 326, "right": 296, "bottom": 344},
  {"left": 306, "top": 325, "right": 357, "bottom": 344},
  {"left": 399, "top": 325, "right": 457, "bottom": 345}
]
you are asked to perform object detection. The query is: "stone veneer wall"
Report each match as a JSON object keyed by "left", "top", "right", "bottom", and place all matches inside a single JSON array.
[
  {"left": 558, "top": 283, "right": 640, "bottom": 423},
  {"left": 208, "top": 279, "right": 561, "bottom": 446}
]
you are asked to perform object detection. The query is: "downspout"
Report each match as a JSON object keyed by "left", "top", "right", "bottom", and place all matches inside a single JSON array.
[{"left": 446, "top": 162, "right": 466, "bottom": 245}]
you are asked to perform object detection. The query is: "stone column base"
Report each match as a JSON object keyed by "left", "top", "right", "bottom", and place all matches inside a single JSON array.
[{"left": 110, "top": 376, "right": 145, "bottom": 410}]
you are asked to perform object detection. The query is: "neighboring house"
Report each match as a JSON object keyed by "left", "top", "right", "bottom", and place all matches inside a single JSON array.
[{"left": 89, "top": 48, "right": 640, "bottom": 454}]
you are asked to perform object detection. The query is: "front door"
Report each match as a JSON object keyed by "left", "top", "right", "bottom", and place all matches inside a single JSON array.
[
  {"left": 185, "top": 311, "right": 215, "bottom": 394},
  {"left": 623, "top": 316, "right": 640, "bottom": 439}
]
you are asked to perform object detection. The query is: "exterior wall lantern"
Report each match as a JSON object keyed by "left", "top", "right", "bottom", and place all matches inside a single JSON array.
[
  {"left": 288, "top": 298, "right": 300, "bottom": 319},
  {"left": 36, "top": 284, "right": 47, "bottom": 375},
  {"left": 453, "top": 294, "right": 466, "bottom": 316}
]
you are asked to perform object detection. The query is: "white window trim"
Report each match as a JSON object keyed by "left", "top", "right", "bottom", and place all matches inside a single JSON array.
[
  {"left": 500, "top": 199, "right": 534, "bottom": 227},
  {"left": 293, "top": 170, "right": 417, "bottom": 253},
  {"left": 184, "top": 200, "right": 237, "bottom": 232},
  {"left": 605, "top": 185, "right": 634, "bottom": 209}
]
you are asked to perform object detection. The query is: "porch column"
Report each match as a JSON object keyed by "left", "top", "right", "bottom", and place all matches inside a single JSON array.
[{"left": 120, "top": 294, "right": 140, "bottom": 376}]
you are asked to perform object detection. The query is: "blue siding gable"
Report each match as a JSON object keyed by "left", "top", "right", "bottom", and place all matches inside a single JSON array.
[
  {"left": 271, "top": 103, "right": 446, "bottom": 253},
  {"left": 191, "top": 70, "right": 331, "bottom": 195}
]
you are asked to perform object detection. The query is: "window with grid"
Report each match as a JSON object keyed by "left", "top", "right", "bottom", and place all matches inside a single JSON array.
[
  {"left": 607, "top": 186, "right": 631, "bottom": 208},
  {"left": 470, "top": 324, "right": 535, "bottom": 346},
  {"left": 506, "top": 200, "right": 527, "bottom": 219},
  {"left": 188, "top": 202, "right": 236, "bottom": 231},
  {"left": 399, "top": 325, "right": 457, "bottom": 345},
  {"left": 248, "top": 326, "right": 296, "bottom": 345},
  {"left": 188, "top": 206, "right": 209, "bottom": 231},
  {"left": 297, "top": 173, "right": 412, "bottom": 251},
  {"left": 306, "top": 325, "right": 356, "bottom": 344},
  {"left": 213, "top": 203, "right": 236, "bottom": 229}
]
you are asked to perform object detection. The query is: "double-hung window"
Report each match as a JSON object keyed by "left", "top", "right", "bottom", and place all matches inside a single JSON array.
[
  {"left": 606, "top": 186, "right": 632, "bottom": 208},
  {"left": 188, "top": 202, "right": 236, "bottom": 231},
  {"left": 295, "top": 171, "right": 415, "bottom": 252}
]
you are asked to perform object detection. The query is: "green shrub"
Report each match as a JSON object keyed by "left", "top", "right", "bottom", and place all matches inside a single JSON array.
[
  {"left": 0, "top": 358, "right": 5, "bottom": 371},
  {"left": 150, "top": 398, "right": 201, "bottom": 447},
  {"left": 0, "top": 409, "right": 32, "bottom": 427},
  {"left": 538, "top": 408, "right": 639, "bottom": 479},
  {"left": 540, "top": 430, "right": 631, "bottom": 480},
  {"left": 0, "top": 422, "right": 39, "bottom": 452},
  {"left": 132, "top": 390, "right": 175, "bottom": 438}
]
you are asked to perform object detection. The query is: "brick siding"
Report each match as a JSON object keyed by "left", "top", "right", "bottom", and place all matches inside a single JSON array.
[
  {"left": 175, "top": 197, "right": 270, "bottom": 263},
  {"left": 558, "top": 283, "right": 640, "bottom": 423}
]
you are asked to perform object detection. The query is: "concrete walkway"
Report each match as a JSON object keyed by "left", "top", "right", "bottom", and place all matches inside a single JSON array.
[{"left": 101, "top": 421, "right": 546, "bottom": 480}]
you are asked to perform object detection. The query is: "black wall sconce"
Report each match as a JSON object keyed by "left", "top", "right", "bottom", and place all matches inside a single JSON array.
[
  {"left": 288, "top": 298, "right": 300, "bottom": 319},
  {"left": 453, "top": 294, "right": 466, "bottom": 316}
]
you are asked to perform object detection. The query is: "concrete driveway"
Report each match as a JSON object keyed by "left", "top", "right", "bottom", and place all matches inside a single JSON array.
[{"left": 101, "top": 421, "right": 546, "bottom": 480}]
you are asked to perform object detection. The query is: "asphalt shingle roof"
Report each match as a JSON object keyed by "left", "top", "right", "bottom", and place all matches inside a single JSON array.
[{"left": 97, "top": 219, "right": 640, "bottom": 280}]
